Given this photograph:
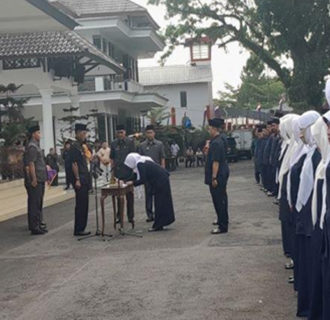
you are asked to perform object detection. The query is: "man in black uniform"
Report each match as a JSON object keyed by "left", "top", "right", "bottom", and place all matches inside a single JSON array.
[
  {"left": 69, "top": 124, "right": 91, "bottom": 236},
  {"left": 24, "top": 125, "right": 48, "bottom": 235},
  {"left": 139, "top": 124, "right": 166, "bottom": 222},
  {"left": 205, "top": 118, "right": 230, "bottom": 234},
  {"left": 110, "top": 124, "right": 135, "bottom": 223}
]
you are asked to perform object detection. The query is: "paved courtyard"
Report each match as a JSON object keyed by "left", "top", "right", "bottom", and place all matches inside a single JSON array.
[{"left": 0, "top": 160, "right": 297, "bottom": 320}]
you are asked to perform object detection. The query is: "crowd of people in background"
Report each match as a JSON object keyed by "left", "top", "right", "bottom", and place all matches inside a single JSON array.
[{"left": 252, "top": 80, "right": 330, "bottom": 320}]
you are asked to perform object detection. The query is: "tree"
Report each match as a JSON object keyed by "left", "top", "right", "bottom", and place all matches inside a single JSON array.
[
  {"left": 0, "top": 84, "right": 33, "bottom": 146},
  {"left": 0, "top": 84, "right": 34, "bottom": 180},
  {"left": 145, "top": 106, "right": 170, "bottom": 125},
  {"left": 217, "top": 54, "right": 286, "bottom": 109},
  {"left": 149, "top": 0, "right": 330, "bottom": 110}
]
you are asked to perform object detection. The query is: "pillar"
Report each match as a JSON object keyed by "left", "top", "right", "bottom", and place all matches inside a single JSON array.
[{"left": 40, "top": 89, "right": 54, "bottom": 154}]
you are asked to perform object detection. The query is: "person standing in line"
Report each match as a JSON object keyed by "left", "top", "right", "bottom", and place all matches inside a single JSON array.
[
  {"left": 139, "top": 125, "right": 166, "bottom": 222},
  {"left": 68, "top": 123, "right": 91, "bottom": 236},
  {"left": 24, "top": 125, "right": 48, "bottom": 235},
  {"left": 62, "top": 141, "right": 72, "bottom": 190},
  {"left": 46, "top": 148, "right": 59, "bottom": 186},
  {"left": 97, "top": 141, "right": 111, "bottom": 183},
  {"left": 110, "top": 124, "right": 136, "bottom": 224},
  {"left": 205, "top": 118, "right": 230, "bottom": 234},
  {"left": 253, "top": 127, "right": 263, "bottom": 184}
]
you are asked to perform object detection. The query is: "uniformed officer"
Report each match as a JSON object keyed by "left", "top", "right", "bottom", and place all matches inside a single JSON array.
[
  {"left": 139, "top": 124, "right": 166, "bottom": 222},
  {"left": 110, "top": 124, "right": 136, "bottom": 223},
  {"left": 69, "top": 123, "right": 91, "bottom": 236},
  {"left": 24, "top": 125, "right": 48, "bottom": 235},
  {"left": 205, "top": 118, "right": 230, "bottom": 234}
]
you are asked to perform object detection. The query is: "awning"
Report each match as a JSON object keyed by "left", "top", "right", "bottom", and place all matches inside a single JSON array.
[{"left": 0, "top": 31, "right": 124, "bottom": 74}]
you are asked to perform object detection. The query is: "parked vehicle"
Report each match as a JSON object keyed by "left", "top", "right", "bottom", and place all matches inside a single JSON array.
[
  {"left": 232, "top": 129, "right": 253, "bottom": 159},
  {"left": 226, "top": 137, "right": 238, "bottom": 162}
]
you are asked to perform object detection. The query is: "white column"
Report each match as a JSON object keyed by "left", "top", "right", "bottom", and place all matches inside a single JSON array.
[
  {"left": 40, "top": 89, "right": 54, "bottom": 154},
  {"left": 69, "top": 94, "right": 81, "bottom": 117}
]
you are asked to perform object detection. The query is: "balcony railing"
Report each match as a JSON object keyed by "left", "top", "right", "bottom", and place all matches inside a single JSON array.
[{"left": 79, "top": 77, "right": 144, "bottom": 94}]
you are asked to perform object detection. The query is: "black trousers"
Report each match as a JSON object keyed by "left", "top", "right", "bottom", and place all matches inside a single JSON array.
[
  {"left": 65, "top": 167, "right": 72, "bottom": 188},
  {"left": 209, "top": 184, "right": 229, "bottom": 230},
  {"left": 145, "top": 182, "right": 154, "bottom": 219},
  {"left": 74, "top": 184, "right": 89, "bottom": 234},
  {"left": 26, "top": 182, "right": 45, "bottom": 231},
  {"left": 116, "top": 191, "right": 134, "bottom": 222}
]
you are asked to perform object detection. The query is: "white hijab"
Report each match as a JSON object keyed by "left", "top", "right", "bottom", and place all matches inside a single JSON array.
[
  {"left": 124, "top": 153, "right": 153, "bottom": 180},
  {"left": 326, "top": 78, "right": 330, "bottom": 107},
  {"left": 311, "top": 111, "right": 330, "bottom": 228},
  {"left": 278, "top": 114, "right": 299, "bottom": 200},
  {"left": 294, "top": 111, "right": 320, "bottom": 212}
]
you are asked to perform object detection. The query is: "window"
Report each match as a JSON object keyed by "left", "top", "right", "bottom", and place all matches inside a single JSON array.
[
  {"left": 191, "top": 43, "right": 210, "bottom": 61},
  {"left": 102, "top": 39, "right": 107, "bottom": 54},
  {"left": 92, "top": 35, "right": 101, "bottom": 50},
  {"left": 180, "top": 91, "right": 187, "bottom": 108},
  {"left": 108, "top": 42, "right": 114, "bottom": 58}
]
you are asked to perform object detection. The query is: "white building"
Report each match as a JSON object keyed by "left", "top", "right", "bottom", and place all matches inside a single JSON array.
[
  {"left": 139, "top": 39, "right": 214, "bottom": 128},
  {"left": 0, "top": 0, "right": 167, "bottom": 152}
]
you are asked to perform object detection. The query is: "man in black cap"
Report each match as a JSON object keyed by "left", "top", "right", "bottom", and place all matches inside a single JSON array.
[
  {"left": 139, "top": 125, "right": 166, "bottom": 222},
  {"left": 205, "top": 118, "right": 230, "bottom": 234},
  {"left": 68, "top": 123, "right": 91, "bottom": 236},
  {"left": 110, "top": 124, "right": 136, "bottom": 223},
  {"left": 24, "top": 125, "right": 48, "bottom": 235}
]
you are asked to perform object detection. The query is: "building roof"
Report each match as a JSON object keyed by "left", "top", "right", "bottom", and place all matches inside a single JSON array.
[
  {"left": 27, "top": 0, "right": 78, "bottom": 30},
  {"left": 0, "top": 31, "right": 124, "bottom": 73},
  {"left": 139, "top": 65, "right": 213, "bottom": 86},
  {"left": 53, "top": 0, "right": 160, "bottom": 29},
  {"left": 58, "top": 0, "right": 146, "bottom": 16}
]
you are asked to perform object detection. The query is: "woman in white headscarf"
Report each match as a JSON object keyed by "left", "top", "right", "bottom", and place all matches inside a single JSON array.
[
  {"left": 309, "top": 108, "right": 330, "bottom": 320},
  {"left": 278, "top": 114, "right": 299, "bottom": 259},
  {"left": 285, "top": 111, "right": 321, "bottom": 317},
  {"left": 125, "top": 153, "right": 175, "bottom": 232},
  {"left": 320, "top": 81, "right": 330, "bottom": 320}
]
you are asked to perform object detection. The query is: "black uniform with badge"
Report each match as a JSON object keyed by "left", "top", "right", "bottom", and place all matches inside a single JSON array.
[
  {"left": 205, "top": 119, "right": 230, "bottom": 232},
  {"left": 24, "top": 126, "right": 48, "bottom": 234},
  {"left": 110, "top": 126, "right": 136, "bottom": 222},
  {"left": 68, "top": 124, "right": 91, "bottom": 235}
]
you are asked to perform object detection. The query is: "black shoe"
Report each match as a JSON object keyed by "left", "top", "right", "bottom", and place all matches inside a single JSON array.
[
  {"left": 285, "top": 262, "right": 294, "bottom": 270},
  {"left": 288, "top": 276, "right": 294, "bottom": 284},
  {"left": 74, "top": 231, "right": 91, "bottom": 236},
  {"left": 148, "top": 227, "right": 164, "bottom": 232},
  {"left": 31, "top": 228, "right": 46, "bottom": 235},
  {"left": 146, "top": 217, "right": 154, "bottom": 223},
  {"left": 211, "top": 227, "right": 228, "bottom": 234},
  {"left": 64, "top": 187, "right": 69, "bottom": 190}
]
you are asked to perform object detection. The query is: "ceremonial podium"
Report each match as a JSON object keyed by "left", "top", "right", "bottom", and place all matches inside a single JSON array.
[{"left": 100, "top": 183, "right": 135, "bottom": 237}]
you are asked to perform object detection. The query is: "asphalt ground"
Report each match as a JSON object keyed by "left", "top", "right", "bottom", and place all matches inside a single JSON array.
[{"left": 0, "top": 160, "right": 298, "bottom": 320}]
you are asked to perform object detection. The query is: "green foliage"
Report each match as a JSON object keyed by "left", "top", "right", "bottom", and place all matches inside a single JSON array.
[
  {"left": 217, "top": 54, "right": 286, "bottom": 109},
  {"left": 0, "top": 84, "right": 33, "bottom": 146},
  {"left": 145, "top": 106, "right": 170, "bottom": 125},
  {"left": 149, "top": 0, "right": 330, "bottom": 110}
]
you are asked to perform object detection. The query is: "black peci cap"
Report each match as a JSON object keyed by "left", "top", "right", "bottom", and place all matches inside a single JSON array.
[
  {"left": 28, "top": 125, "right": 40, "bottom": 134},
  {"left": 208, "top": 118, "right": 225, "bottom": 128},
  {"left": 145, "top": 125, "right": 155, "bottom": 131},
  {"left": 75, "top": 123, "right": 88, "bottom": 132},
  {"left": 116, "top": 124, "right": 125, "bottom": 131},
  {"left": 271, "top": 118, "right": 280, "bottom": 124}
]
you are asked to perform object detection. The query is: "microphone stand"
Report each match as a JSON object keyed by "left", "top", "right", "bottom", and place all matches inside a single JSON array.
[{"left": 78, "top": 168, "right": 112, "bottom": 241}]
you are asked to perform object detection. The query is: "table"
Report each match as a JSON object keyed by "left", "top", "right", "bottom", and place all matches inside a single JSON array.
[{"left": 100, "top": 184, "right": 134, "bottom": 236}]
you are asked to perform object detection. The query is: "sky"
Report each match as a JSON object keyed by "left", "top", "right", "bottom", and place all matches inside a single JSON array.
[{"left": 135, "top": 0, "right": 250, "bottom": 98}]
